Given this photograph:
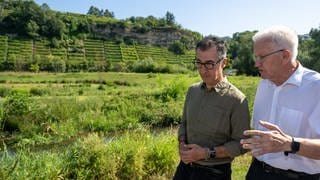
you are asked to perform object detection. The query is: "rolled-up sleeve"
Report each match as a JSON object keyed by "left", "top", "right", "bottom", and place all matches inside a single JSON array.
[{"left": 224, "top": 98, "right": 250, "bottom": 157}]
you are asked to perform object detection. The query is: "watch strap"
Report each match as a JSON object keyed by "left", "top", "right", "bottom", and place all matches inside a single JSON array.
[{"left": 284, "top": 137, "right": 300, "bottom": 156}]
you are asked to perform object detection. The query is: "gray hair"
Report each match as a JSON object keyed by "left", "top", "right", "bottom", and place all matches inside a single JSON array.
[
  {"left": 196, "top": 36, "right": 227, "bottom": 59},
  {"left": 252, "top": 25, "right": 298, "bottom": 62}
]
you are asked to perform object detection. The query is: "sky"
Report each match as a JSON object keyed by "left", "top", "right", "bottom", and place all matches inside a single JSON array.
[{"left": 33, "top": 0, "right": 320, "bottom": 37}]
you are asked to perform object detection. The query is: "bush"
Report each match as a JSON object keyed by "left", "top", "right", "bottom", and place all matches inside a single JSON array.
[
  {"left": 62, "top": 133, "right": 116, "bottom": 179},
  {"left": 0, "top": 87, "right": 14, "bottom": 97},
  {"left": 29, "top": 87, "right": 49, "bottom": 96},
  {"left": 110, "top": 62, "right": 128, "bottom": 72},
  {"left": 144, "top": 132, "right": 178, "bottom": 176},
  {"left": 168, "top": 41, "right": 186, "bottom": 55},
  {"left": 158, "top": 77, "right": 188, "bottom": 101},
  {"left": 130, "top": 57, "right": 158, "bottom": 73},
  {"left": 1, "top": 94, "right": 33, "bottom": 131},
  {"left": 139, "top": 100, "right": 182, "bottom": 127}
]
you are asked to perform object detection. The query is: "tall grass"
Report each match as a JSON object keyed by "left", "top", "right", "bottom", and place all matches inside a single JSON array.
[
  {"left": 0, "top": 72, "right": 259, "bottom": 179},
  {"left": 1, "top": 129, "right": 180, "bottom": 179}
]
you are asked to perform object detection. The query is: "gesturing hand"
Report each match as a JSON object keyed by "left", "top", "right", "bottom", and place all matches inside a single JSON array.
[{"left": 240, "top": 120, "right": 292, "bottom": 156}]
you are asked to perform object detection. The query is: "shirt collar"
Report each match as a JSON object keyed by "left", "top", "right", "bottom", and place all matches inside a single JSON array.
[
  {"left": 282, "top": 62, "right": 303, "bottom": 87},
  {"left": 201, "top": 77, "right": 230, "bottom": 94},
  {"left": 267, "top": 62, "right": 303, "bottom": 87}
]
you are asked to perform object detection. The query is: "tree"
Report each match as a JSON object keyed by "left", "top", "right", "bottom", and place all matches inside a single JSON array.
[
  {"left": 87, "top": 6, "right": 101, "bottom": 16},
  {"left": 103, "top": 9, "right": 114, "bottom": 18},
  {"left": 229, "top": 31, "right": 258, "bottom": 75},
  {"left": 40, "top": 3, "right": 50, "bottom": 11},
  {"left": 168, "top": 41, "right": 186, "bottom": 55},
  {"left": 165, "top": 11, "right": 175, "bottom": 25},
  {"left": 304, "top": 28, "right": 320, "bottom": 72},
  {"left": 26, "top": 19, "right": 40, "bottom": 38}
]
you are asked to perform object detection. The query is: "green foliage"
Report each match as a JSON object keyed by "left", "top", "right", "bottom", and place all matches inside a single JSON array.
[
  {"left": 130, "top": 57, "right": 157, "bottom": 73},
  {"left": 165, "top": 11, "right": 175, "bottom": 25},
  {"left": 144, "top": 132, "right": 178, "bottom": 176},
  {"left": 229, "top": 31, "right": 258, "bottom": 75},
  {"left": 0, "top": 148, "right": 64, "bottom": 179},
  {"left": 51, "top": 58, "right": 66, "bottom": 73},
  {"left": 1, "top": 94, "right": 32, "bottom": 131},
  {"left": 3, "top": 1, "right": 320, "bottom": 75},
  {"left": 158, "top": 76, "right": 188, "bottom": 101},
  {"left": 29, "top": 64, "right": 40, "bottom": 73},
  {"left": 29, "top": 87, "right": 49, "bottom": 96},
  {"left": 0, "top": 87, "right": 15, "bottom": 97},
  {"left": 0, "top": 73, "right": 258, "bottom": 179},
  {"left": 62, "top": 133, "right": 116, "bottom": 179},
  {"left": 168, "top": 41, "right": 186, "bottom": 55}
]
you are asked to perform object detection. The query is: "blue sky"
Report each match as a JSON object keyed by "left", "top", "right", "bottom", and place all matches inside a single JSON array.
[{"left": 33, "top": 0, "right": 320, "bottom": 37}]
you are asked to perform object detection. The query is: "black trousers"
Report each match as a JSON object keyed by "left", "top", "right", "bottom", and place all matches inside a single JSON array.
[
  {"left": 173, "top": 161, "right": 231, "bottom": 180},
  {"left": 246, "top": 158, "right": 320, "bottom": 180}
]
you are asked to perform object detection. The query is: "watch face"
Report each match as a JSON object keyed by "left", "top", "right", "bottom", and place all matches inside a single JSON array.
[
  {"left": 292, "top": 141, "right": 300, "bottom": 153},
  {"left": 209, "top": 151, "right": 216, "bottom": 159}
]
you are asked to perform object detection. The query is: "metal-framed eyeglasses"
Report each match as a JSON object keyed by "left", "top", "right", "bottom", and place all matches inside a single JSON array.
[
  {"left": 254, "top": 49, "right": 285, "bottom": 63},
  {"left": 193, "top": 58, "right": 223, "bottom": 70}
]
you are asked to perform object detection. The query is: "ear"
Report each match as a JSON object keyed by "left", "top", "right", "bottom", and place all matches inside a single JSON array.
[
  {"left": 281, "top": 50, "right": 291, "bottom": 65},
  {"left": 222, "top": 58, "right": 228, "bottom": 68}
]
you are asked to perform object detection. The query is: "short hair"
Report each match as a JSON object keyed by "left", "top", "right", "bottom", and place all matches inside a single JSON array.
[
  {"left": 196, "top": 36, "right": 227, "bottom": 59},
  {"left": 252, "top": 25, "right": 298, "bottom": 62}
]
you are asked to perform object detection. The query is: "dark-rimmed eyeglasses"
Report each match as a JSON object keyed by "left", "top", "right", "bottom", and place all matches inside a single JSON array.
[
  {"left": 254, "top": 49, "right": 285, "bottom": 62},
  {"left": 193, "top": 58, "right": 223, "bottom": 70}
]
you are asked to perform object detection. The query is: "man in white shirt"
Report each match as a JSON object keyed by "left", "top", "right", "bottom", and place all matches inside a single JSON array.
[{"left": 240, "top": 25, "right": 320, "bottom": 180}]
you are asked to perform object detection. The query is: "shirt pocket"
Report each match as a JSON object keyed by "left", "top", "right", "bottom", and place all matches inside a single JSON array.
[{"left": 278, "top": 107, "right": 303, "bottom": 136}]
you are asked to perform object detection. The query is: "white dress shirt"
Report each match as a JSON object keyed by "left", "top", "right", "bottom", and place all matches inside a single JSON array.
[{"left": 253, "top": 63, "right": 320, "bottom": 174}]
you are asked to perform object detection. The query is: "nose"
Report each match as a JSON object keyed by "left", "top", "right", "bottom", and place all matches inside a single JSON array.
[{"left": 255, "top": 60, "right": 261, "bottom": 68}]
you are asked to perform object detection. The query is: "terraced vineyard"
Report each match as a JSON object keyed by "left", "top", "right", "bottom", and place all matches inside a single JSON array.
[{"left": 0, "top": 35, "right": 195, "bottom": 69}]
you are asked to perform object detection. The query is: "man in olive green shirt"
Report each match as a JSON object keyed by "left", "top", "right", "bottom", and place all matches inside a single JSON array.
[{"left": 173, "top": 36, "right": 250, "bottom": 180}]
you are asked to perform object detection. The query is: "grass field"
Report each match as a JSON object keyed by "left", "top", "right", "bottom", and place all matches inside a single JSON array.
[{"left": 0, "top": 72, "right": 259, "bottom": 179}]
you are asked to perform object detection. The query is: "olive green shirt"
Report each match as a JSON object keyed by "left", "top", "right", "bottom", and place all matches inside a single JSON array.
[{"left": 178, "top": 78, "right": 250, "bottom": 166}]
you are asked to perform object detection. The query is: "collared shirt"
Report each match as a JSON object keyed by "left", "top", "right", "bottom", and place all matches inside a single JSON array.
[
  {"left": 253, "top": 63, "right": 320, "bottom": 174},
  {"left": 178, "top": 78, "right": 250, "bottom": 166}
]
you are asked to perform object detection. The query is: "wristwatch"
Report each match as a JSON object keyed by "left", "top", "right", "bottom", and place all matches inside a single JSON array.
[
  {"left": 209, "top": 148, "right": 216, "bottom": 159},
  {"left": 284, "top": 137, "right": 300, "bottom": 156},
  {"left": 205, "top": 148, "right": 216, "bottom": 160}
]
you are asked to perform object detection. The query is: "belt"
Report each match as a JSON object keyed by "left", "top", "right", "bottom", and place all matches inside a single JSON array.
[
  {"left": 254, "top": 158, "right": 320, "bottom": 179},
  {"left": 189, "top": 162, "right": 230, "bottom": 175}
]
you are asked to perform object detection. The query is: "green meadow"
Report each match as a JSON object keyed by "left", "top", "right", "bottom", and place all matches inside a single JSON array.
[{"left": 0, "top": 72, "right": 259, "bottom": 179}]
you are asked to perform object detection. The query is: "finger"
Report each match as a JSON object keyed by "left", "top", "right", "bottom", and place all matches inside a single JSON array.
[
  {"left": 185, "top": 144, "right": 198, "bottom": 149},
  {"left": 241, "top": 138, "right": 256, "bottom": 145},
  {"left": 259, "top": 121, "right": 281, "bottom": 132},
  {"left": 179, "top": 149, "right": 190, "bottom": 156},
  {"left": 242, "top": 143, "right": 256, "bottom": 150},
  {"left": 243, "top": 130, "right": 265, "bottom": 137},
  {"left": 251, "top": 148, "right": 264, "bottom": 156}
]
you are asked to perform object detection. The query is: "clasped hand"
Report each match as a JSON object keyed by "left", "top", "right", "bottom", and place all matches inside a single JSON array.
[{"left": 179, "top": 143, "right": 206, "bottom": 164}]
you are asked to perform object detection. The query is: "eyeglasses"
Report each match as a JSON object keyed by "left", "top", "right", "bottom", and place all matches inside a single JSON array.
[
  {"left": 254, "top": 49, "right": 285, "bottom": 62},
  {"left": 193, "top": 58, "right": 223, "bottom": 70}
]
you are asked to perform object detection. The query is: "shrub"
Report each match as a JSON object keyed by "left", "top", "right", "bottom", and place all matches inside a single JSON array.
[
  {"left": 1, "top": 94, "right": 33, "bottom": 131},
  {"left": 29, "top": 64, "right": 40, "bottom": 73},
  {"left": 0, "top": 87, "right": 14, "bottom": 97},
  {"left": 130, "top": 57, "right": 157, "bottom": 73},
  {"left": 168, "top": 41, "right": 186, "bottom": 55},
  {"left": 97, "top": 84, "right": 105, "bottom": 90},
  {"left": 29, "top": 87, "right": 49, "bottom": 96},
  {"left": 62, "top": 133, "right": 116, "bottom": 179},
  {"left": 144, "top": 132, "right": 178, "bottom": 176},
  {"left": 110, "top": 62, "right": 128, "bottom": 72},
  {"left": 158, "top": 77, "right": 188, "bottom": 102},
  {"left": 139, "top": 100, "right": 182, "bottom": 127}
]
